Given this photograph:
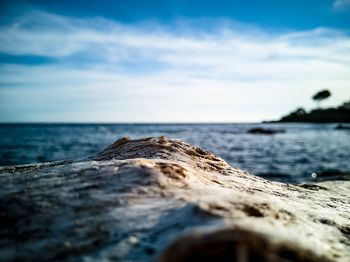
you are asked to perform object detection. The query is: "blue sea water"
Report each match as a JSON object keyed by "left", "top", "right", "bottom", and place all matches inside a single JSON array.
[{"left": 0, "top": 123, "right": 349, "bottom": 183}]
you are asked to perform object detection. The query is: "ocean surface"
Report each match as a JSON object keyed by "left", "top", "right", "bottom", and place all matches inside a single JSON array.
[{"left": 0, "top": 123, "right": 349, "bottom": 183}]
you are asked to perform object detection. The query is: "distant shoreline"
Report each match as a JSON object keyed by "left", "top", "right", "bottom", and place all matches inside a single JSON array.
[
  {"left": 0, "top": 122, "right": 347, "bottom": 125},
  {"left": 266, "top": 102, "right": 350, "bottom": 123}
]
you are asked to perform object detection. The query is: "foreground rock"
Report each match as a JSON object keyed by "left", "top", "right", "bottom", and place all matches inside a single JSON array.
[{"left": 0, "top": 136, "right": 349, "bottom": 262}]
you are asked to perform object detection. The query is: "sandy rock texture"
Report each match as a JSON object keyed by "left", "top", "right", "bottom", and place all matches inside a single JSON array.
[{"left": 0, "top": 136, "right": 349, "bottom": 261}]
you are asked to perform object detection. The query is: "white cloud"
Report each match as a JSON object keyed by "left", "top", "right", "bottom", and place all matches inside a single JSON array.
[
  {"left": 333, "top": 0, "right": 350, "bottom": 10},
  {"left": 0, "top": 10, "right": 350, "bottom": 122}
]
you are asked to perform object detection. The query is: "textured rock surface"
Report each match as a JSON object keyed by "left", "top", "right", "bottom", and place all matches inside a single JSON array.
[{"left": 0, "top": 136, "right": 349, "bottom": 261}]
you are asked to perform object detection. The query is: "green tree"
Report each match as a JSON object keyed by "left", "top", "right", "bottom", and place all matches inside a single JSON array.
[{"left": 312, "top": 89, "right": 331, "bottom": 108}]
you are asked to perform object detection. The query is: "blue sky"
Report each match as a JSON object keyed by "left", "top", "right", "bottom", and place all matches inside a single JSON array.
[{"left": 0, "top": 0, "right": 349, "bottom": 122}]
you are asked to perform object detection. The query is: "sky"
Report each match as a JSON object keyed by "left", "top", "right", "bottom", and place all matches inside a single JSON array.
[{"left": 0, "top": 0, "right": 349, "bottom": 122}]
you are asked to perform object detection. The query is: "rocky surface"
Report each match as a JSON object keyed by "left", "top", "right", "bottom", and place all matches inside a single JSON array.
[{"left": 0, "top": 136, "right": 349, "bottom": 261}]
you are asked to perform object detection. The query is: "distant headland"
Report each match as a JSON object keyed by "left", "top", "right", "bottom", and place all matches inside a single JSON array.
[
  {"left": 268, "top": 89, "right": 350, "bottom": 123},
  {"left": 275, "top": 101, "right": 350, "bottom": 123}
]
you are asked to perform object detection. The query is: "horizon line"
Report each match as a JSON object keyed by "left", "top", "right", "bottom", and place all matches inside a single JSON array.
[{"left": 0, "top": 121, "right": 267, "bottom": 125}]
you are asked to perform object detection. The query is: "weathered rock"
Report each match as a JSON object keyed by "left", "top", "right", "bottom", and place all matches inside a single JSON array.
[{"left": 0, "top": 136, "right": 349, "bottom": 262}]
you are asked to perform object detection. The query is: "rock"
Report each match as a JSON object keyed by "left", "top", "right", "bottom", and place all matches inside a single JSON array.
[
  {"left": 247, "top": 127, "right": 285, "bottom": 135},
  {"left": 0, "top": 136, "right": 349, "bottom": 262},
  {"left": 310, "top": 170, "right": 350, "bottom": 181},
  {"left": 335, "top": 124, "right": 350, "bottom": 130}
]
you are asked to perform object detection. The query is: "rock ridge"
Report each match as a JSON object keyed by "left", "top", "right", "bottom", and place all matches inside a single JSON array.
[{"left": 0, "top": 136, "right": 349, "bottom": 261}]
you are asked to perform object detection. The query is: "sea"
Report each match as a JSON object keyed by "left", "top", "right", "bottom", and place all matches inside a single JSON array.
[{"left": 0, "top": 123, "right": 349, "bottom": 183}]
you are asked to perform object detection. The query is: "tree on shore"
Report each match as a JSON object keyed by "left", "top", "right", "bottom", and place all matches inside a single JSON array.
[{"left": 312, "top": 89, "right": 331, "bottom": 108}]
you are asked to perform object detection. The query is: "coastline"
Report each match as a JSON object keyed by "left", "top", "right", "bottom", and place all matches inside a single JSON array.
[{"left": 266, "top": 102, "right": 350, "bottom": 123}]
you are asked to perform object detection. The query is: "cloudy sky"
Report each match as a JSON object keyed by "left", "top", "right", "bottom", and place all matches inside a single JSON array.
[{"left": 0, "top": 0, "right": 349, "bottom": 122}]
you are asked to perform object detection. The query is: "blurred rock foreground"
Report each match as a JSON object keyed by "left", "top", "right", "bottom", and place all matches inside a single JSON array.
[{"left": 0, "top": 136, "right": 349, "bottom": 261}]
